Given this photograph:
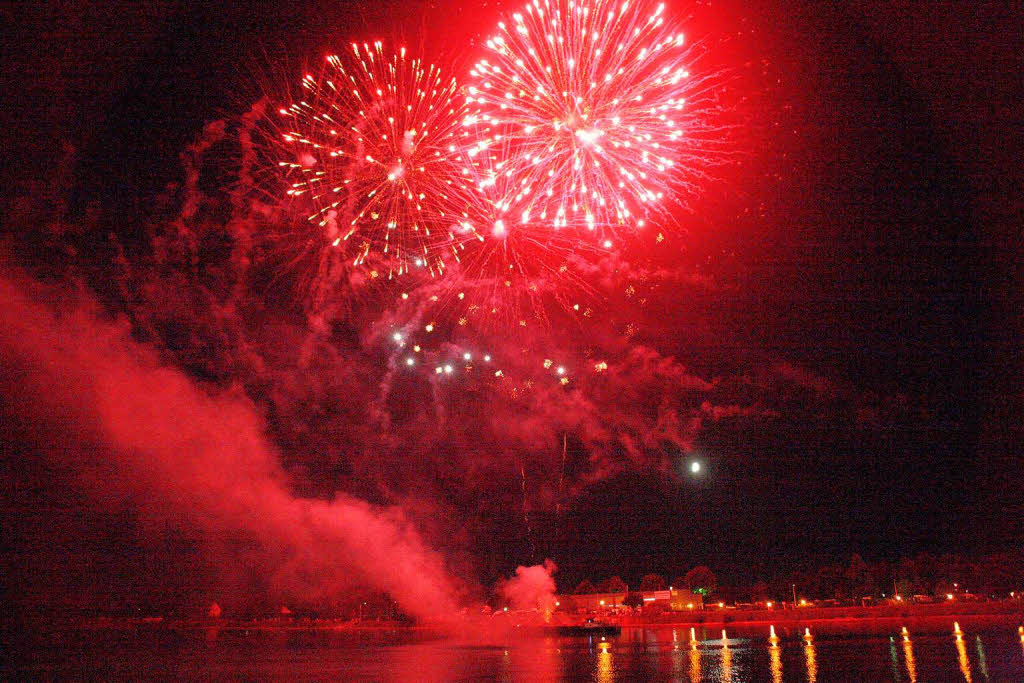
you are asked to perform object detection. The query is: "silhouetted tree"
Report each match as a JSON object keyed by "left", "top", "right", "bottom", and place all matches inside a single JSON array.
[
  {"left": 639, "top": 574, "right": 667, "bottom": 591},
  {"left": 574, "top": 580, "right": 597, "bottom": 595},
  {"left": 813, "top": 564, "right": 846, "bottom": 599},
  {"left": 869, "top": 559, "right": 893, "bottom": 595},
  {"left": 895, "top": 556, "right": 917, "bottom": 596},
  {"left": 623, "top": 591, "right": 644, "bottom": 608},
  {"left": 975, "top": 553, "right": 1016, "bottom": 595},
  {"left": 846, "top": 554, "right": 875, "bottom": 597},
  {"left": 937, "top": 554, "right": 976, "bottom": 592},
  {"left": 685, "top": 566, "right": 717, "bottom": 596},
  {"left": 912, "top": 552, "right": 938, "bottom": 594},
  {"left": 599, "top": 576, "right": 628, "bottom": 593}
]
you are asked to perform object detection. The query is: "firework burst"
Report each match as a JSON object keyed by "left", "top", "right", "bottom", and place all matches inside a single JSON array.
[
  {"left": 463, "top": 0, "right": 711, "bottom": 239},
  {"left": 277, "top": 42, "right": 481, "bottom": 280}
]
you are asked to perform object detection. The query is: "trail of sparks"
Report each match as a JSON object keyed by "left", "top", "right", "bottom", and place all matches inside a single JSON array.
[
  {"left": 278, "top": 42, "right": 481, "bottom": 280},
  {"left": 463, "top": 0, "right": 703, "bottom": 239}
]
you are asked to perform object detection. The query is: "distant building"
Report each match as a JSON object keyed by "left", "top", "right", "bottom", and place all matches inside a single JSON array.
[
  {"left": 667, "top": 589, "right": 704, "bottom": 611},
  {"left": 561, "top": 588, "right": 703, "bottom": 612},
  {"left": 564, "top": 591, "right": 624, "bottom": 612}
]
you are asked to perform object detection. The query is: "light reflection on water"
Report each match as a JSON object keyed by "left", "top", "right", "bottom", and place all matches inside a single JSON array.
[
  {"left": 975, "top": 635, "right": 989, "bottom": 680},
  {"left": 903, "top": 636, "right": 918, "bottom": 682},
  {"left": 804, "top": 641, "right": 817, "bottom": 682},
  {"left": 11, "top": 623, "right": 1024, "bottom": 681},
  {"left": 721, "top": 640, "right": 733, "bottom": 682},
  {"left": 689, "top": 644, "right": 701, "bottom": 683},
  {"left": 956, "top": 634, "right": 973, "bottom": 682},
  {"left": 595, "top": 641, "right": 613, "bottom": 683},
  {"left": 768, "top": 643, "right": 782, "bottom": 683}
]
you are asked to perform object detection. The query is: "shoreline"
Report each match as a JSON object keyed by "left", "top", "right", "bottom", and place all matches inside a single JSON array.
[
  {"left": 11, "top": 601, "right": 1022, "bottom": 636},
  {"left": 613, "top": 600, "right": 1024, "bottom": 629}
]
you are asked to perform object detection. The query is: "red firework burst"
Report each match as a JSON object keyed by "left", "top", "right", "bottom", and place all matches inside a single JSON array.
[
  {"left": 463, "top": 0, "right": 710, "bottom": 240},
  {"left": 277, "top": 42, "right": 481, "bottom": 280}
]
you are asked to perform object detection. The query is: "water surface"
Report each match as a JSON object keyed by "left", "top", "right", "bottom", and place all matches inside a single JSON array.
[{"left": 9, "top": 623, "right": 1024, "bottom": 681}]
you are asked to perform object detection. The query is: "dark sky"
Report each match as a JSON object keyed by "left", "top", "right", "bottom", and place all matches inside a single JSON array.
[{"left": 1, "top": 0, "right": 1020, "bottom": 612}]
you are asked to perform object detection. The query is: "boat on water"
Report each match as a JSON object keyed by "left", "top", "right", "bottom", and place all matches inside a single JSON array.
[{"left": 555, "top": 618, "right": 621, "bottom": 637}]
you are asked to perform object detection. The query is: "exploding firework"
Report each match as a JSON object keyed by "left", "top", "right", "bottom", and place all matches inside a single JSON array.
[
  {"left": 463, "top": 0, "right": 712, "bottom": 239},
  {"left": 277, "top": 42, "right": 481, "bottom": 281},
  {"left": 446, "top": 141, "right": 610, "bottom": 330}
]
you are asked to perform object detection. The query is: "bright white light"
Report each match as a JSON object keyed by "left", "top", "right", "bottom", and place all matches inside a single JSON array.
[
  {"left": 690, "top": 461, "right": 701, "bottom": 474},
  {"left": 556, "top": 366, "right": 565, "bottom": 375},
  {"left": 575, "top": 127, "right": 601, "bottom": 145},
  {"left": 463, "top": 352, "right": 472, "bottom": 361},
  {"left": 406, "top": 358, "right": 415, "bottom": 366},
  {"left": 444, "top": 364, "right": 453, "bottom": 374},
  {"left": 484, "top": 355, "right": 491, "bottom": 362},
  {"left": 392, "top": 332, "right": 403, "bottom": 342}
]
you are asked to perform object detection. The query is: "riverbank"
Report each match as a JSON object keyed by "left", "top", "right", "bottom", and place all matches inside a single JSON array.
[
  {"left": 602, "top": 600, "right": 1024, "bottom": 636},
  {"left": 10, "top": 600, "right": 1023, "bottom": 636}
]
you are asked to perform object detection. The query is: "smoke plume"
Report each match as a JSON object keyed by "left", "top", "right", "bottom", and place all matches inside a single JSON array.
[
  {"left": 498, "top": 560, "right": 558, "bottom": 616},
  {"left": 0, "top": 272, "right": 461, "bottom": 620}
]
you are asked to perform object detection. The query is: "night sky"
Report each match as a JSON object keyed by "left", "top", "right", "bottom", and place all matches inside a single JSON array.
[{"left": 1, "top": 0, "right": 1020, "bottom": 616}]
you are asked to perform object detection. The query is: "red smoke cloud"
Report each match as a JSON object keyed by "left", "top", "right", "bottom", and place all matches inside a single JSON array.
[
  {"left": 0, "top": 272, "right": 461, "bottom": 620},
  {"left": 498, "top": 559, "right": 558, "bottom": 615}
]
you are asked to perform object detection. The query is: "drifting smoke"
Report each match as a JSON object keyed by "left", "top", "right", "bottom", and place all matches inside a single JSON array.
[
  {"left": 0, "top": 273, "right": 460, "bottom": 621},
  {"left": 498, "top": 559, "right": 559, "bottom": 616}
]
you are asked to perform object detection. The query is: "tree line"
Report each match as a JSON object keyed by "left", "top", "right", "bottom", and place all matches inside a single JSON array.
[
  {"left": 569, "top": 551, "right": 1022, "bottom": 602},
  {"left": 572, "top": 566, "right": 717, "bottom": 595}
]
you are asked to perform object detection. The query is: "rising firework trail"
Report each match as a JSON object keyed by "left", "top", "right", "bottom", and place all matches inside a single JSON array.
[{"left": 277, "top": 42, "right": 481, "bottom": 281}]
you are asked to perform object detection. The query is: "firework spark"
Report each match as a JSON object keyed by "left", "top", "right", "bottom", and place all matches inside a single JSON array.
[
  {"left": 277, "top": 42, "right": 481, "bottom": 280},
  {"left": 464, "top": 0, "right": 711, "bottom": 239}
]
